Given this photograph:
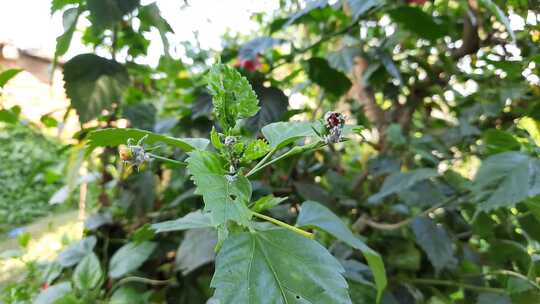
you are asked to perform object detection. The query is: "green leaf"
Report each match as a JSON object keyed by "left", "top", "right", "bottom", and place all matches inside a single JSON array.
[
  {"left": 261, "top": 121, "right": 318, "bottom": 148},
  {"left": 518, "top": 117, "right": 540, "bottom": 146},
  {"left": 411, "top": 217, "right": 456, "bottom": 272},
  {"left": 87, "top": 128, "right": 209, "bottom": 152},
  {"left": 251, "top": 195, "right": 287, "bottom": 213},
  {"left": 55, "top": 7, "right": 80, "bottom": 58},
  {"left": 241, "top": 139, "right": 270, "bottom": 162},
  {"left": 211, "top": 228, "right": 351, "bottom": 303},
  {"left": 477, "top": 292, "right": 511, "bottom": 304},
  {"left": 0, "top": 69, "right": 22, "bottom": 88},
  {"left": 63, "top": 54, "right": 129, "bottom": 123},
  {"left": 123, "top": 103, "right": 156, "bottom": 131},
  {"left": 87, "top": 0, "right": 139, "bottom": 29},
  {"left": 478, "top": 0, "right": 516, "bottom": 43},
  {"left": 368, "top": 169, "right": 438, "bottom": 204},
  {"left": 472, "top": 152, "right": 540, "bottom": 210},
  {"left": 246, "top": 85, "right": 289, "bottom": 133},
  {"left": 110, "top": 287, "right": 151, "bottom": 304},
  {"left": 138, "top": 3, "right": 173, "bottom": 55},
  {"left": 327, "top": 47, "right": 361, "bottom": 74},
  {"left": 108, "top": 241, "right": 156, "bottom": 279},
  {"left": 57, "top": 236, "right": 97, "bottom": 267},
  {"left": 206, "top": 64, "right": 259, "bottom": 131},
  {"left": 305, "top": 57, "right": 352, "bottom": 97},
  {"left": 297, "top": 201, "right": 387, "bottom": 302},
  {"left": 483, "top": 129, "right": 520, "bottom": 155},
  {"left": 175, "top": 228, "right": 217, "bottom": 275},
  {"left": 186, "top": 150, "right": 252, "bottom": 226},
  {"left": 378, "top": 51, "right": 403, "bottom": 84},
  {"left": 73, "top": 252, "right": 102, "bottom": 291},
  {"left": 51, "top": 0, "right": 80, "bottom": 14},
  {"left": 285, "top": 0, "right": 329, "bottom": 27},
  {"left": 388, "top": 6, "right": 446, "bottom": 41},
  {"left": 132, "top": 224, "right": 155, "bottom": 244},
  {"left": 34, "top": 282, "right": 72, "bottom": 304},
  {"left": 152, "top": 210, "right": 215, "bottom": 233},
  {"left": 347, "top": 0, "right": 382, "bottom": 20}
]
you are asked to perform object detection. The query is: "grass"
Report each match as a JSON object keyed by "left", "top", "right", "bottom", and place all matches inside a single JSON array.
[{"left": 0, "top": 210, "right": 82, "bottom": 287}]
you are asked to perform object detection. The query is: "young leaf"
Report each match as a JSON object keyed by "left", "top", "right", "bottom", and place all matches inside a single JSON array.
[
  {"left": 63, "top": 54, "right": 129, "bottom": 123},
  {"left": 87, "top": 128, "right": 209, "bottom": 152},
  {"left": 261, "top": 121, "right": 319, "bottom": 148},
  {"left": 0, "top": 69, "right": 22, "bottom": 88},
  {"left": 206, "top": 64, "right": 259, "bottom": 131},
  {"left": 297, "top": 201, "right": 387, "bottom": 302},
  {"left": 152, "top": 210, "right": 215, "bottom": 233},
  {"left": 211, "top": 228, "right": 352, "bottom": 303},
  {"left": 108, "top": 241, "right": 156, "bottom": 279},
  {"left": 368, "top": 168, "right": 438, "bottom": 204},
  {"left": 411, "top": 217, "right": 456, "bottom": 272},
  {"left": 73, "top": 252, "right": 103, "bottom": 291},
  {"left": 251, "top": 195, "right": 287, "bottom": 213},
  {"left": 241, "top": 139, "right": 270, "bottom": 162},
  {"left": 186, "top": 150, "right": 252, "bottom": 226}
]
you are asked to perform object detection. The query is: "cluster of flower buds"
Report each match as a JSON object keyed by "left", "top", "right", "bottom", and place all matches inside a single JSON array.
[
  {"left": 119, "top": 135, "right": 151, "bottom": 170},
  {"left": 323, "top": 111, "right": 346, "bottom": 144}
]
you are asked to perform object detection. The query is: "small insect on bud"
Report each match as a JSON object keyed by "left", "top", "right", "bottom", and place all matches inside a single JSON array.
[{"left": 118, "top": 145, "right": 133, "bottom": 161}]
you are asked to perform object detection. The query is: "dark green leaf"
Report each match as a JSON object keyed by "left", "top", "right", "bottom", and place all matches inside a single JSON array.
[
  {"left": 388, "top": 7, "right": 446, "bottom": 41},
  {"left": 378, "top": 51, "right": 402, "bottom": 84},
  {"left": 123, "top": 103, "right": 156, "bottom": 131},
  {"left": 297, "top": 201, "right": 387, "bottom": 302},
  {"left": 0, "top": 69, "right": 22, "bottom": 88},
  {"left": 305, "top": 57, "right": 352, "bottom": 97},
  {"left": 327, "top": 47, "right": 361, "bottom": 74},
  {"left": 285, "top": 0, "right": 329, "bottom": 26},
  {"left": 472, "top": 152, "right": 540, "bottom": 210},
  {"left": 483, "top": 129, "right": 521, "bottom": 155},
  {"left": 87, "top": 128, "right": 209, "bottom": 152},
  {"left": 57, "top": 236, "right": 97, "bottom": 267},
  {"left": 108, "top": 241, "right": 156, "bottom": 278},
  {"left": 347, "top": 0, "right": 382, "bottom": 20},
  {"left": 175, "top": 228, "right": 216, "bottom": 275},
  {"left": 51, "top": 0, "right": 80, "bottom": 14},
  {"left": 211, "top": 228, "right": 351, "bottom": 303},
  {"left": 152, "top": 210, "right": 215, "bottom": 233},
  {"left": 139, "top": 3, "right": 173, "bottom": 54},
  {"left": 63, "top": 54, "right": 129, "bottom": 123},
  {"left": 246, "top": 86, "right": 289, "bottom": 133},
  {"left": 73, "top": 252, "right": 103, "bottom": 291},
  {"left": 368, "top": 169, "right": 438, "bottom": 204},
  {"left": 110, "top": 287, "right": 151, "bottom": 304},
  {"left": 87, "top": 0, "right": 139, "bottom": 29},
  {"left": 186, "top": 150, "right": 252, "bottom": 226},
  {"left": 411, "top": 217, "right": 456, "bottom": 272}
]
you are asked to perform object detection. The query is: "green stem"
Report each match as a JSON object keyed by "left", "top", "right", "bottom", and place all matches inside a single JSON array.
[
  {"left": 148, "top": 153, "right": 186, "bottom": 167},
  {"left": 245, "top": 146, "right": 278, "bottom": 177},
  {"left": 252, "top": 211, "right": 313, "bottom": 239},
  {"left": 108, "top": 276, "right": 172, "bottom": 297},
  {"left": 246, "top": 142, "right": 325, "bottom": 178},
  {"left": 407, "top": 278, "right": 506, "bottom": 294}
]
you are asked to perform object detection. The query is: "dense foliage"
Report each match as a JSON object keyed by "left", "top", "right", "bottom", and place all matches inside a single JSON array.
[
  {"left": 2, "top": 0, "right": 540, "bottom": 303},
  {"left": 0, "top": 122, "right": 66, "bottom": 232}
]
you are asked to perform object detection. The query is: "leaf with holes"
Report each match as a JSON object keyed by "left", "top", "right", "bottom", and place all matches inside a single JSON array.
[{"left": 211, "top": 228, "right": 351, "bottom": 303}]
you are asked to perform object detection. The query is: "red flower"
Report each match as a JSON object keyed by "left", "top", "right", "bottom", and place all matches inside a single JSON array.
[
  {"left": 41, "top": 283, "right": 49, "bottom": 290},
  {"left": 235, "top": 57, "right": 261, "bottom": 72}
]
